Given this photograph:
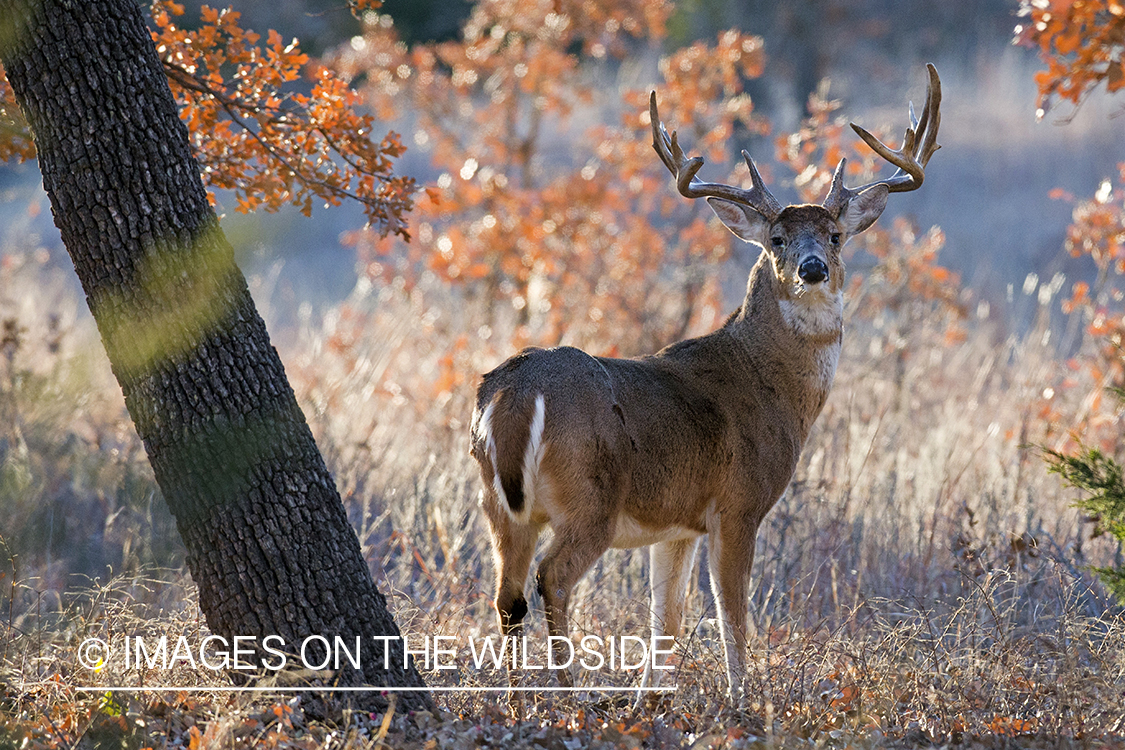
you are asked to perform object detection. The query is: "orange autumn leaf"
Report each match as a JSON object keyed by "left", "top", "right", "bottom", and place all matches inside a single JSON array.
[
  {"left": 1, "top": 2, "right": 415, "bottom": 237},
  {"left": 1017, "top": 0, "right": 1125, "bottom": 110},
  {"left": 332, "top": 0, "right": 764, "bottom": 380}
]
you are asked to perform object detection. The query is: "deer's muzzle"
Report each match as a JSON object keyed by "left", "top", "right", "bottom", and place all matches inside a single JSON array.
[{"left": 798, "top": 257, "right": 829, "bottom": 285}]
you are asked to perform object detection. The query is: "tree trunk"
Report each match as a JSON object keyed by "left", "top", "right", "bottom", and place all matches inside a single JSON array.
[{"left": 0, "top": 0, "right": 430, "bottom": 711}]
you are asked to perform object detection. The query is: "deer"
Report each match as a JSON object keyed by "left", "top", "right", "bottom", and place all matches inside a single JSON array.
[{"left": 469, "top": 64, "right": 941, "bottom": 700}]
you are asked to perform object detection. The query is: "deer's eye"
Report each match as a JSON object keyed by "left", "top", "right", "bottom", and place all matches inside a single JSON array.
[
  {"left": 830, "top": 233, "right": 841, "bottom": 246},
  {"left": 771, "top": 236, "right": 784, "bottom": 248}
]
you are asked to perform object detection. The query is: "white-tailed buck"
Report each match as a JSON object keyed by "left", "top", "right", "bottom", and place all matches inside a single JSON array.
[{"left": 470, "top": 64, "right": 941, "bottom": 698}]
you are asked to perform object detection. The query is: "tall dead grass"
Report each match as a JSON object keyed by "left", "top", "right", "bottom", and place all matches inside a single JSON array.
[{"left": 3, "top": 239, "right": 1125, "bottom": 746}]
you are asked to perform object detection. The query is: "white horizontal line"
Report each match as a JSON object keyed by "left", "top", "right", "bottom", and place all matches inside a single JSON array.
[{"left": 76, "top": 686, "right": 675, "bottom": 693}]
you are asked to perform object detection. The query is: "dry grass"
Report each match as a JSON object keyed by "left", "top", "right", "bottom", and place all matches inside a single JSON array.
[{"left": 3, "top": 238, "right": 1125, "bottom": 748}]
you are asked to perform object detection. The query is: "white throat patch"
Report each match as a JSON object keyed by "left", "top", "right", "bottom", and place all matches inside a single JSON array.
[
  {"left": 780, "top": 290, "right": 843, "bottom": 392},
  {"left": 779, "top": 289, "right": 843, "bottom": 338}
]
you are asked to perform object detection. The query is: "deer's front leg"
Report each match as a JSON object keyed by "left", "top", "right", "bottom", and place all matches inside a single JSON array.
[
  {"left": 640, "top": 537, "right": 700, "bottom": 689},
  {"left": 706, "top": 510, "right": 758, "bottom": 702}
]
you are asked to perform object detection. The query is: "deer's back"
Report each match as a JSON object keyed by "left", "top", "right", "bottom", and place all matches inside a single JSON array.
[{"left": 472, "top": 338, "right": 803, "bottom": 539}]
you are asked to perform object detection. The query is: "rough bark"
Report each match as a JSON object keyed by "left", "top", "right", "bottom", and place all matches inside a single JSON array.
[{"left": 0, "top": 0, "right": 430, "bottom": 711}]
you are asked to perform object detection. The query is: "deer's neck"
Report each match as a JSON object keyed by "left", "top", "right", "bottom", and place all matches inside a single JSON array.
[{"left": 730, "top": 254, "right": 843, "bottom": 431}]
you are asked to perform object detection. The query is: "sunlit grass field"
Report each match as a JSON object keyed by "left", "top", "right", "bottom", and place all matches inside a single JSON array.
[{"left": 2, "top": 230, "right": 1124, "bottom": 747}]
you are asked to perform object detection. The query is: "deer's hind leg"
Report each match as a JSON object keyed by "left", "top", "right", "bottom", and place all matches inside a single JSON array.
[
  {"left": 534, "top": 452, "right": 630, "bottom": 685},
  {"left": 534, "top": 521, "right": 614, "bottom": 685},
  {"left": 481, "top": 487, "right": 541, "bottom": 636}
]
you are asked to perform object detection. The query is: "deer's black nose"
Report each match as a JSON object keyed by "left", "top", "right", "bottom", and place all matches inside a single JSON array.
[{"left": 798, "top": 257, "right": 829, "bottom": 285}]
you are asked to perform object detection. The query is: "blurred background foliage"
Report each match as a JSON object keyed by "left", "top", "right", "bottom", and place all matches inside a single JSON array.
[
  {"left": 0, "top": 0, "right": 1122, "bottom": 577},
  {"left": 4, "top": 0, "right": 1125, "bottom": 740},
  {"left": 1, "top": 0, "right": 1123, "bottom": 611}
]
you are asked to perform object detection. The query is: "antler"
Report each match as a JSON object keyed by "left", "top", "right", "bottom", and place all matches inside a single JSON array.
[
  {"left": 650, "top": 91, "right": 783, "bottom": 221},
  {"left": 823, "top": 63, "right": 942, "bottom": 214}
]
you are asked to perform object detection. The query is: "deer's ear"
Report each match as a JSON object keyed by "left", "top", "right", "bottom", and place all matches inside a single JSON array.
[
  {"left": 707, "top": 197, "right": 770, "bottom": 246},
  {"left": 839, "top": 184, "right": 889, "bottom": 236}
]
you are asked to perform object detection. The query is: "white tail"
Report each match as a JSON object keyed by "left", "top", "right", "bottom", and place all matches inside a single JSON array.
[{"left": 469, "top": 65, "right": 942, "bottom": 700}]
